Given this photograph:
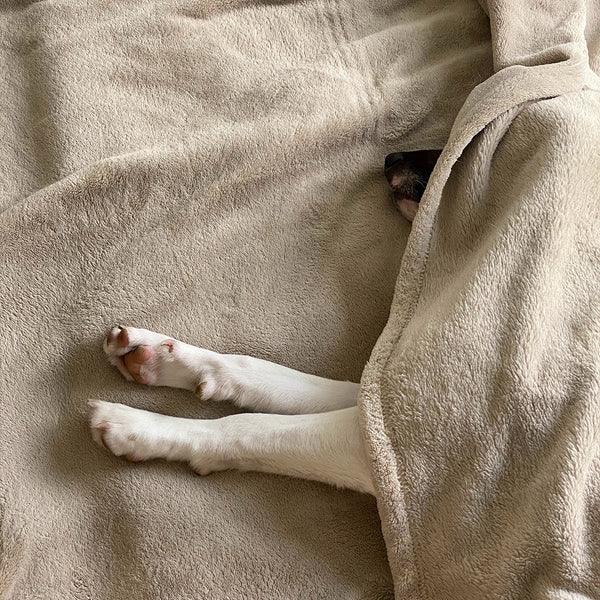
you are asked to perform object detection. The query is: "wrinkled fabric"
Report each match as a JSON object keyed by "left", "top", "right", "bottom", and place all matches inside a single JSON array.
[
  {"left": 360, "top": 1, "right": 600, "bottom": 598},
  {"left": 0, "top": 0, "right": 496, "bottom": 597}
]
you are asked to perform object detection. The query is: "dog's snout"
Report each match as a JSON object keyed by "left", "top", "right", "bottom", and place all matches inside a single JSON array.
[{"left": 384, "top": 152, "right": 407, "bottom": 170}]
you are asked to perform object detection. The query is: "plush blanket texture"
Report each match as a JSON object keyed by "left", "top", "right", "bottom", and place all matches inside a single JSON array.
[
  {"left": 2, "top": 0, "right": 597, "bottom": 598},
  {"left": 0, "top": 0, "right": 491, "bottom": 598},
  {"left": 360, "top": 0, "right": 600, "bottom": 598}
]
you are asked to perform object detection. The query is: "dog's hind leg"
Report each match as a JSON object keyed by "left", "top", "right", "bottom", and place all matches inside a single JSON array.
[
  {"left": 103, "top": 326, "right": 359, "bottom": 414},
  {"left": 89, "top": 401, "right": 374, "bottom": 494}
]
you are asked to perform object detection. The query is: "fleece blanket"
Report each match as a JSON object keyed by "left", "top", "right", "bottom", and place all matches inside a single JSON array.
[
  {"left": 0, "top": 0, "right": 495, "bottom": 598},
  {"left": 360, "top": 0, "right": 600, "bottom": 598}
]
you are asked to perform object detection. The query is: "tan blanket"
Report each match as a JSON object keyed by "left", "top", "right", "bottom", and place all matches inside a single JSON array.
[
  {"left": 0, "top": 0, "right": 495, "bottom": 598},
  {"left": 360, "top": 0, "right": 600, "bottom": 598}
]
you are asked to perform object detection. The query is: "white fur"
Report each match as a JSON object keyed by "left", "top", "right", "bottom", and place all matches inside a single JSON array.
[{"left": 90, "top": 327, "right": 373, "bottom": 494}]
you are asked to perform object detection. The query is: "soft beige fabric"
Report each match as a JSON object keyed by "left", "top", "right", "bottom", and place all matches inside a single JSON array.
[
  {"left": 360, "top": 0, "right": 600, "bottom": 598},
  {"left": 0, "top": 0, "right": 495, "bottom": 598}
]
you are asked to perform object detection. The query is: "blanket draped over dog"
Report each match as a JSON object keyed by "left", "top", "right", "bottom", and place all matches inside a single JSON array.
[
  {"left": 0, "top": 0, "right": 598, "bottom": 597},
  {"left": 360, "top": 0, "right": 600, "bottom": 598}
]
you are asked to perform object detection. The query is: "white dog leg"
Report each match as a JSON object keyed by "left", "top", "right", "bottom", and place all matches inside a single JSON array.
[
  {"left": 89, "top": 401, "right": 373, "bottom": 494},
  {"left": 103, "top": 326, "right": 359, "bottom": 414}
]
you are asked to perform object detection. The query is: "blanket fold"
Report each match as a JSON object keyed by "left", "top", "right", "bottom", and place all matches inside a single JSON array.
[{"left": 360, "top": 1, "right": 600, "bottom": 598}]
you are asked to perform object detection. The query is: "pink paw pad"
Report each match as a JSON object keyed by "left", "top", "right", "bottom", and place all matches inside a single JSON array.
[{"left": 123, "top": 346, "right": 156, "bottom": 383}]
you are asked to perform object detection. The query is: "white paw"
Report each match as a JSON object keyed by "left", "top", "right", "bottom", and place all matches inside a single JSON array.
[
  {"left": 103, "top": 326, "right": 176, "bottom": 385},
  {"left": 88, "top": 400, "right": 164, "bottom": 462},
  {"left": 103, "top": 326, "right": 239, "bottom": 401},
  {"left": 88, "top": 399, "right": 224, "bottom": 475}
]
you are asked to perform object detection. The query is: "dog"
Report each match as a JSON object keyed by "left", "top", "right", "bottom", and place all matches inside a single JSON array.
[{"left": 88, "top": 150, "right": 440, "bottom": 495}]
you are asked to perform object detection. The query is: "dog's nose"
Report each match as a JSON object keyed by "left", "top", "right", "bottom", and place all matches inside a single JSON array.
[{"left": 384, "top": 152, "right": 406, "bottom": 171}]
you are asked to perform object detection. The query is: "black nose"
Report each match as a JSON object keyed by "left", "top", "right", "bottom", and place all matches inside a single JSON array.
[{"left": 384, "top": 152, "right": 407, "bottom": 171}]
